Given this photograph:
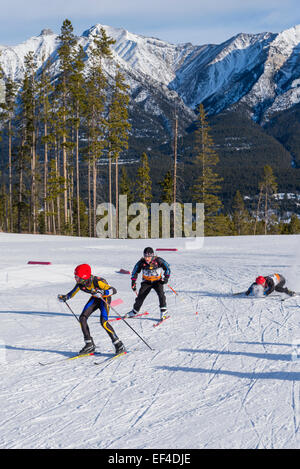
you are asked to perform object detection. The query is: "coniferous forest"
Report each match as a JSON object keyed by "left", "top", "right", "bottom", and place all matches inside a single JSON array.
[{"left": 0, "top": 19, "right": 300, "bottom": 238}]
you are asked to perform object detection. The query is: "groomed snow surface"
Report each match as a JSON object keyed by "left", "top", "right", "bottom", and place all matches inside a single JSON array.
[{"left": 0, "top": 233, "right": 299, "bottom": 449}]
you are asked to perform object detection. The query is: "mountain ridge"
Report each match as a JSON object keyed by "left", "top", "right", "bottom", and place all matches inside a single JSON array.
[{"left": 1, "top": 23, "right": 300, "bottom": 122}]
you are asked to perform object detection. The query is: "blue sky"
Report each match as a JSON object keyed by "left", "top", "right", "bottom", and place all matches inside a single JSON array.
[{"left": 1, "top": 0, "right": 300, "bottom": 46}]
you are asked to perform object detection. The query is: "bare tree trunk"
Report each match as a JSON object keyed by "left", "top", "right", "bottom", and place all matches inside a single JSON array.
[
  {"left": 8, "top": 119, "right": 13, "bottom": 232},
  {"left": 62, "top": 85, "right": 68, "bottom": 229},
  {"left": 31, "top": 129, "right": 37, "bottom": 234},
  {"left": 264, "top": 190, "right": 268, "bottom": 235},
  {"left": 44, "top": 121, "right": 48, "bottom": 233},
  {"left": 5, "top": 190, "right": 9, "bottom": 232},
  {"left": 18, "top": 165, "right": 23, "bottom": 233},
  {"left": 93, "top": 157, "right": 97, "bottom": 237},
  {"left": 254, "top": 187, "right": 263, "bottom": 235},
  {"left": 75, "top": 115, "right": 80, "bottom": 236},
  {"left": 115, "top": 157, "right": 119, "bottom": 238},
  {"left": 56, "top": 142, "right": 61, "bottom": 235},
  {"left": 69, "top": 165, "right": 74, "bottom": 233},
  {"left": 2, "top": 169, "right": 8, "bottom": 232},
  {"left": 109, "top": 152, "right": 112, "bottom": 235},
  {"left": 51, "top": 199, "right": 56, "bottom": 235},
  {"left": 173, "top": 113, "right": 178, "bottom": 237},
  {"left": 88, "top": 159, "right": 92, "bottom": 237},
  {"left": 62, "top": 140, "right": 68, "bottom": 228}
]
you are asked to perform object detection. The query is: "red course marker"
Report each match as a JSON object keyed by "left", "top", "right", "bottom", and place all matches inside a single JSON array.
[{"left": 27, "top": 261, "right": 52, "bottom": 265}]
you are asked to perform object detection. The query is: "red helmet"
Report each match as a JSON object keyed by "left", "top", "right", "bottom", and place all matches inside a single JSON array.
[
  {"left": 256, "top": 276, "right": 266, "bottom": 285},
  {"left": 74, "top": 264, "right": 91, "bottom": 280}
]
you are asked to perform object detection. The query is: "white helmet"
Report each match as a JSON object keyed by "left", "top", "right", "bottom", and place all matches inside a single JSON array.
[{"left": 252, "top": 284, "right": 264, "bottom": 297}]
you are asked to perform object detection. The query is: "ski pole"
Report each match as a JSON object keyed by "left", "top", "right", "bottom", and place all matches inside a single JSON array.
[
  {"left": 167, "top": 284, "right": 178, "bottom": 295},
  {"left": 167, "top": 284, "right": 199, "bottom": 315},
  {"left": 63, "top": 300, "right": 80, "bottom": 323},
  {"left": 100, "top": 295, "right": 154, "bottom": 351}
]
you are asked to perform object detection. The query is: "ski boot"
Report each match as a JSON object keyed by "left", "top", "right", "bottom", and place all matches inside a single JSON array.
[
  {"left": 113, "top": 339, "right": 126, "bottom": 355},
  {"left": 79, "top": 338, "right": 95, "bottom": 355},
  {"left": 287, "top": 290, "right": 296, "bottom": 297},
  {"left": 160, "top": 307, "right": 168, "bottom": 321},
  {"left": 125, "top": 309, "right": 138, "bottom": 318}
]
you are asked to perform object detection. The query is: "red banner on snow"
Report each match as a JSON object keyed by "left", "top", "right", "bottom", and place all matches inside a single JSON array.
[{"left": 27, "top": 261, "right": 52, "bottom": 265}]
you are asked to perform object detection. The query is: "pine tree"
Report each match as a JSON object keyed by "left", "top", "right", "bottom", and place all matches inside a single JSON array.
[
  {"left": 159, "top": 170, "right": 173, "bottom": 204},
  {"left": 0, "top": 75, "right": 18, "bottom": 232},
  {"left": 136, "top": 153, "right": 152, "bottom": 206},
  {"left": 15, "top": 123, "right": 30, "bottom": 233},
  {"left": 0, "top": 59, "right": 5, "bottom": 231},
  {"left": 192, "top": 104, "right": 223, "bottom": 236},
  {"left": 120, "top": 167, "right": 134, "bottom": 205},
  {"left": 49, "top": 122, "right": 60, "bottom": 234},
  {"left": 213, "top": 214, "right": 233, "bottom": 236},
  {"left": 70, "top": 44, "right": 86, "bottom": 236},
  {"left": 85, "top": 39, "right": 107, "bottom": 237},
  {"left": 85, "top": 27, "right": 115, "bottom": 237},
  {"left": 0, "top": 172, "right": 5, "bottom": 231},
  {"left": 46, "top": 158, "right": 66, "bottom": 235},
  {"left": 136, "top": 152, "right": 152, "bottom": 237},
  {"left": 158, "top": 170, "right": 182, "bottom": 237},
  {"left": 19, "top": 51, "right": 39, "bottom": 233},
  {"left": 56, "top": 19, "right": 77, "bottom": 232},
  {"left": 73, "top": 196, "right": 89, "bottom": 237},
  {"left": 288, "top": 214, "right": 300, "bottom": 234},
  {"left": 108, "top": 66, "right": 131, "bottom": 237},
  {"left": 232, "top": 190, "right": 251, "bottom": 235},
  {"left": 254, "top": 165, "right": 278, "bottom": 235},
  {"left": 172, "top": 112, "right": 178, "bottom": 236},
  {"left": 37, "top": 55, "right": 55, "bottom": 233}
]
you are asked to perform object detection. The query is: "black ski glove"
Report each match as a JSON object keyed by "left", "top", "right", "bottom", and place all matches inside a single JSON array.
[
  {"left": 161, "top": 277, "right": 169, "bottom": 285},
  {"left": 131, "top": 279, "right": 137, "bottom": 291}
]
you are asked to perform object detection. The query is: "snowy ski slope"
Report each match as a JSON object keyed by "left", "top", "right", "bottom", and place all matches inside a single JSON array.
[{"left": 0, "top": 233, "right": 299, "bottom": 449}]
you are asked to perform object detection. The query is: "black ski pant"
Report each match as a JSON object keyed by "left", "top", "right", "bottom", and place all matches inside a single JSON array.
[
  {"left": 274, "top": 277, "right": 290, "bottom": 295},
  {"left": 79, "top": 296, "right": 118, "bottom": 343},
  {"left": 133, "top": 281, "right": 166, "bottom": 312}
]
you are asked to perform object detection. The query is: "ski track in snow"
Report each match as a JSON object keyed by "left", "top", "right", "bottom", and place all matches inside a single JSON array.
[{"left": 0, "top": 233, "right": 300, "bottom": 449}]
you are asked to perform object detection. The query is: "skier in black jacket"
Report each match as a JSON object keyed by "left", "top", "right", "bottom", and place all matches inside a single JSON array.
[
  {"left": 126, "top": 247, "right": 171, "bottom": 320},
  {"left": 245, "top": 273, "right": 295, "bottom": 297}
]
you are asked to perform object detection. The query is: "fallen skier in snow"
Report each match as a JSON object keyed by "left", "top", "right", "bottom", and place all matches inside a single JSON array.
[{"left": 245, "top": 273, "right": 296, "bottom": 297}]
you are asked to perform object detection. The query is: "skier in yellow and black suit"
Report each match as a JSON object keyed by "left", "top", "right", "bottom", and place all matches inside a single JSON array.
[{"left": 58, "top": 264, "right": 126, "bottom": 355}]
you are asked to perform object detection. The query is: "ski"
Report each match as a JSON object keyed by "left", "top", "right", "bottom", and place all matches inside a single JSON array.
[
  {"left": 153, "top": 315, "right": 170, "bottom": 328},
  {"left": 109, "top": 311, "right": 149, "bottom": 322},
  {"left": 67, "top": 352, "right": 96, "bottom": 361},
  {"left": 38, "top": 351, "right": 99, "bottom": 366},
  {"left": 94, "top": 350, "right": 127, "bottom": 366}
]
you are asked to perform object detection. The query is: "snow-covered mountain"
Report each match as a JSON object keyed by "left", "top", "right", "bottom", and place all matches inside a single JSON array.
[{"left": 1, "top": 23, "right": 300, "bottom": 124}]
